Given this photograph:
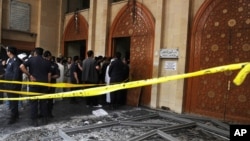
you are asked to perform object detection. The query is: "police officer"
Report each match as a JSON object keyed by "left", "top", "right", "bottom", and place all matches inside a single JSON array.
[
  {"left": 43, "top": 51, "right": 60, "bottom": 118},
  {"left": 5, "top": 46, "right": 23, "bottom": 124},
  {"left": 20, "top": 47, "right": 51, "bottom": 126}
]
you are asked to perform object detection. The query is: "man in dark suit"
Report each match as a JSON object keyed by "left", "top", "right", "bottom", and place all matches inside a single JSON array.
[{"left": 108, "top": 52, "right": 127, "bottom": 108}]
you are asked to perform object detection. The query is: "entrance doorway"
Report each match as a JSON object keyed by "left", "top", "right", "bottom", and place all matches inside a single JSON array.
[
  {"left": 113, "top": 37, "right": 130, "bottom": 60},
  {"left": 65, "top": 40, "right": 86, "bottom": 59},
  {"left": 108, "top": 1, "right": 155, "bottom": 106}
]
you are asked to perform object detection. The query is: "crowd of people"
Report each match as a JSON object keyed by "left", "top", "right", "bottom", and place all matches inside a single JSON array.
[{"left": 0, "top": 47, "right": 130, "bottom": 127}]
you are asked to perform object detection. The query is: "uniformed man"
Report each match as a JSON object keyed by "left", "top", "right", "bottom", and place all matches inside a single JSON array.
[
  {"left": 20, "top": 47, "right": 52, "bottom": 126},
  {"left": 5, "top": 46, "right": 23, "bottom": 124},
  {"left": 43, "top": 51, "right": 60, "bottom": 118}
]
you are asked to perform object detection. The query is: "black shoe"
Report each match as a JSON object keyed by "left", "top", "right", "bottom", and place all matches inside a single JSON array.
[{"left": 8, "top": 118, "right": 17, "bottom": 125}]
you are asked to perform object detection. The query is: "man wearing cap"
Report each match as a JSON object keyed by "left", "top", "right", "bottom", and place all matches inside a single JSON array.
[
  {"left": 20, "top": 47, "right": 52, "bottom": 126},
  {"left": 4, "top": 46, "right": 23, "bottom": 124}
]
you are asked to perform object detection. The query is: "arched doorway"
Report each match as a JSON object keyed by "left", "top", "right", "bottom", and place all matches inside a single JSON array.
[
  {"left": 108, "top": 1, "right": 155, "bottom": 106},
  {"left": 185, "top": 0, "right": 250, "bottom": 123},
  {"left": 62, "top": 12, "right": 88, "bottom": 58}
]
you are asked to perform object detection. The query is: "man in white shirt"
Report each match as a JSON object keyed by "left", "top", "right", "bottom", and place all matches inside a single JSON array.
[{"left": 56, "top": 57, "right": 64, "bottom": 93}]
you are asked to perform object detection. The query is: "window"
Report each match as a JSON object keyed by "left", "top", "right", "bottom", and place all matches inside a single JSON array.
[
  {"left": 67, "top": 0, "right": 90, "bottom": 13},
  {"left": 112, "top": 0, "right": 124, "bottom": 3}
]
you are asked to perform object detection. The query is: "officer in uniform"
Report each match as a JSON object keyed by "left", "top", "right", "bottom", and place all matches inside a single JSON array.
[
  {"left": 20, "top": 47, "right": 52, "bottom": 126},
  {"left": 5, "top": 46, "right": 23, "bottom": 124},
  {"left": 43, "top": 51, "right": 60, "bottom": 118}
]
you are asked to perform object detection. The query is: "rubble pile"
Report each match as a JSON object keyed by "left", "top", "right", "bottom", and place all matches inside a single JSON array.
[{"left": 0, "top": 101, "right": 229, "bottom": 141}]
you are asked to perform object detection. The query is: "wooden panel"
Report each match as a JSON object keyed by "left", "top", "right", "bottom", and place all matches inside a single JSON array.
[
  {"left": 130, "top": 35, "right": 153, "bottom": 105},
  {"left": 126, "top": 87, "right": 141, "bottom": 107},
  {"left": 225, "top": 28, "right": 250, "bottom": 123},
  {"left": 187, "top": 0, "right": 250, "bottom": 123},
  {"left": 109, "top": 2, "right": 155, "bottom": 106}
]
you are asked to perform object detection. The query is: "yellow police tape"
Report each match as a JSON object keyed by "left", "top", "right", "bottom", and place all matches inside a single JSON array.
[
  {"left": 0, "top": 80, "right": 100, "bottom": 88},
  {"left": 0, "top": 89, "right": 42, "bottom": 95},
  {"left": 233, "top": 63, "right": 250, "bottom": 86},
  {"left": 0, "top": 62, "right": 249, "bottom": 101}
]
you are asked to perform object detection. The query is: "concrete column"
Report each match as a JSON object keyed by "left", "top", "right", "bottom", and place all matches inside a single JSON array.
[
  {"left": 150, "top": 0, "right": 164, "bottom": 109},
  {"left": 36, "top": 0, "right": 42, "bottom": 47},
  {"left": 87, "top": 0, "right": 97, "bottom": 51},
  {"left": 94, "top": 0, "right": 109, "bottom": 56},
  {"left": 57, "top": 0, "right": 66, "bottom": 56}
]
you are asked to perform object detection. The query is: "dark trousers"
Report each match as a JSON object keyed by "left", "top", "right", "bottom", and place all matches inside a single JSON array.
[
  {"left": 85, "top": 81, "right": 99, "bottom": 106},
  {"left": 0, "top": 92, "right": 3, "bottom": 104},
  {"left": 29, "top": 86, "right": 48, "bottom": 119},
  {"left": 70, "top": 81, "right": 80, "bottom": 103},
  {"left": 7, "top": 93, "right": 19, "bottom": 119},
  {"left": 110, "top": 90, "right": 123, "bottom": 107},
  {"left": 0, "top": 84, "right": 4, "bottom": 104},
  {"left": 47, "top": 99, "right": 53, "bottom": 116},
  {"left": 30, "top": 99, "right": 48, "bottom": 119},
  {"left": 121, "top": 89, "right": 127, "bottom": 105},
  {"left": 47, "top": 87, "right": 55, "bottom": 116},
  {"left": 86, "top": 96, "right": 98, "bottom": 106}
]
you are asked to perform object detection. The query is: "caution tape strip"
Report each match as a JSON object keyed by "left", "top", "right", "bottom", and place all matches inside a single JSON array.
[
  {"left": 0, "top": 79, "right": 128, "bottom": 96},
  {"left": 233, "top": 63, "right": 250, "bottom": 86},
  {"left": 0, "top": 89, "right": 42, "bottom": 95},
  {"left": 0, "top": 80, "right": 101, "bottom": 88},
  {"left": 0, "top": 62, "right": 249, "bottom": 101}
]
